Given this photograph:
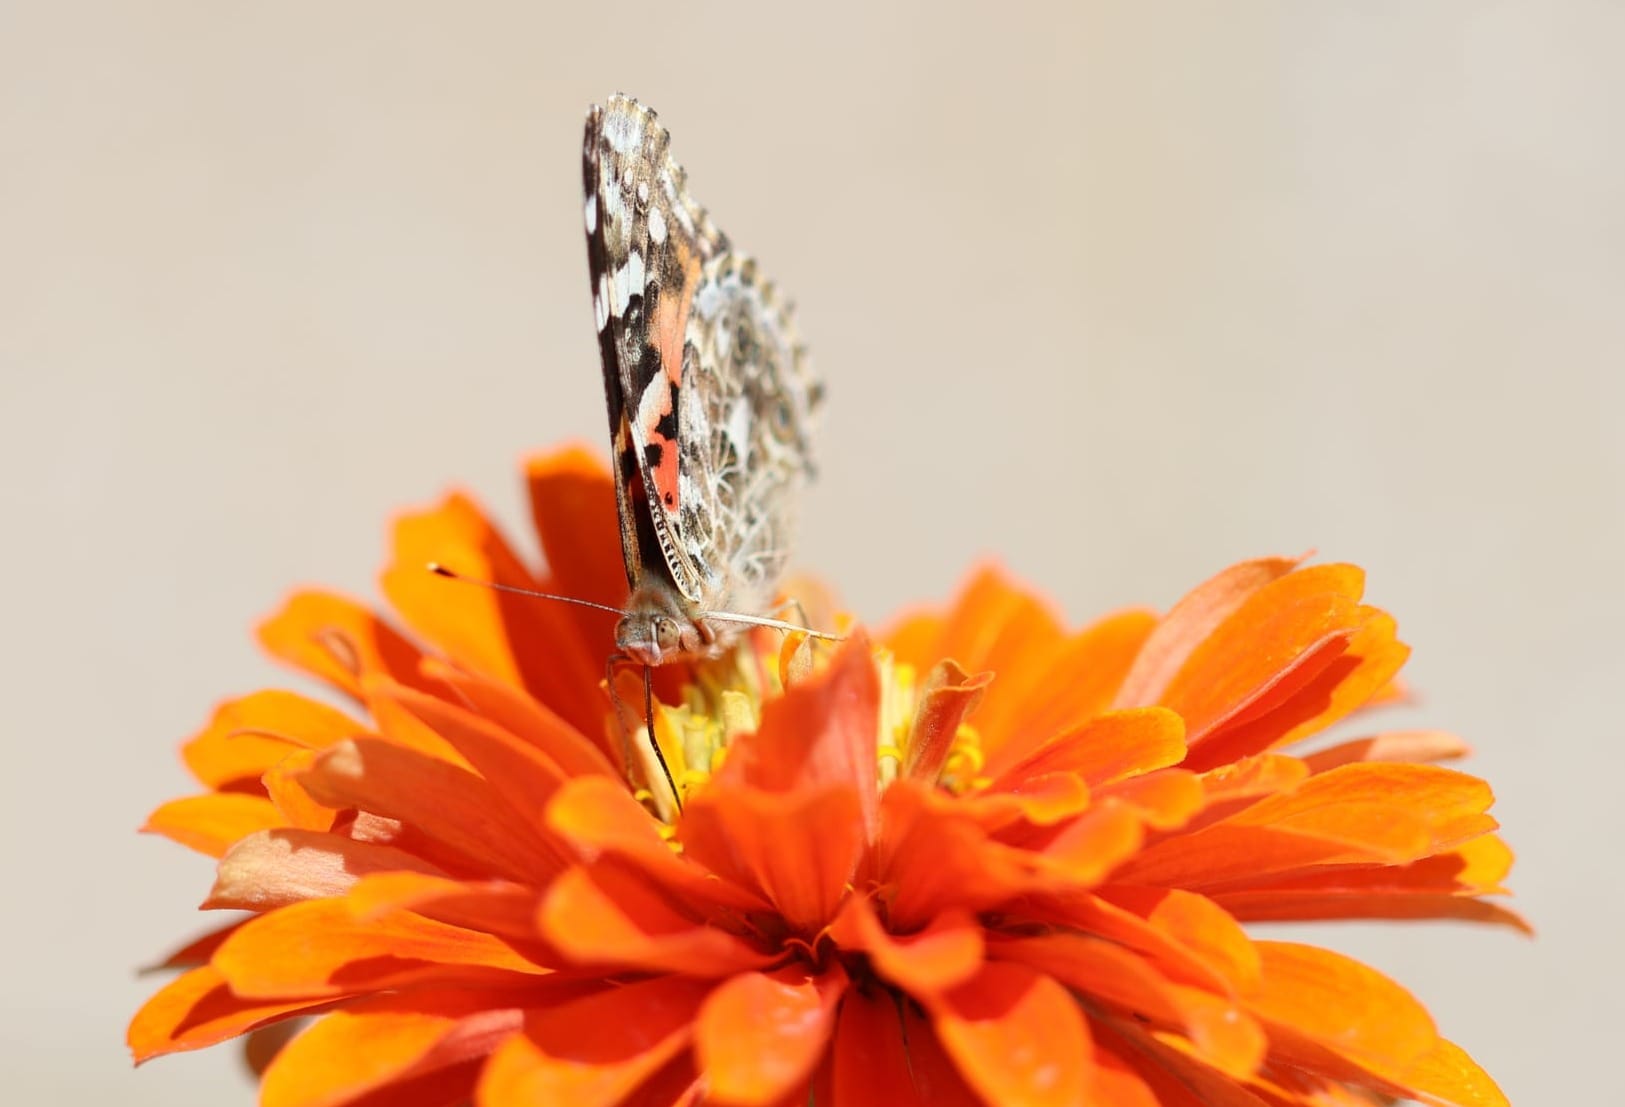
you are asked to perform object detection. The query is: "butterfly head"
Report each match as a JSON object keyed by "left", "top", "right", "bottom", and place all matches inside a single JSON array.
[{"left": 615, "top": 583, "right": 717, "bottom": 667}]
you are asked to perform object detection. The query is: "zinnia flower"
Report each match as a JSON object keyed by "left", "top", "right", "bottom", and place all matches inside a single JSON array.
[{"left": 131, "top": 445, "right": 1521, "bottom": 1106}]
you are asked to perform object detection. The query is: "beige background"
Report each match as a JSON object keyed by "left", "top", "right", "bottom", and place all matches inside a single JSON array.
[{"left": 4, "top": 1, "right": 1621, "bottom": 1103}]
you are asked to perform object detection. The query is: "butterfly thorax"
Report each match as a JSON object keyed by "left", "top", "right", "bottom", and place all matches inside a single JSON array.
[{"left": 614, "top": 579, "right": 736, "bottom": 667}]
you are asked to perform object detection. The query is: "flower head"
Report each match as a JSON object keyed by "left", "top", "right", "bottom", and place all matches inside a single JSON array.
[{"left": 132, "top": 446, "right": 1520, "bottom": 1106}]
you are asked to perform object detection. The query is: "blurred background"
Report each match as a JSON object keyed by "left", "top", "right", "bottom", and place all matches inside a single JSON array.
[{"left": 3, "top": 1, "right": 1620, "bottom": 1102}]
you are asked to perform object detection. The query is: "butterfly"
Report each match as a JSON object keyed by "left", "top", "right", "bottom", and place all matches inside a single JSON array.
[{"left": 582, "top": 94, "right": 826, "bottom": 670}]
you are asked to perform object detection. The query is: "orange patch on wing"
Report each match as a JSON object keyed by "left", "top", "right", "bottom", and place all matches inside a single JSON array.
[{"left": 643, "top": 246, "right": 700, "bottom": 513}]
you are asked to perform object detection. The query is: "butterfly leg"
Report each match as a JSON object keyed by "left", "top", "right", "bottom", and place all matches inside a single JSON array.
[{"left": 605, "top": 651, "right": 683, "bottom": 817}]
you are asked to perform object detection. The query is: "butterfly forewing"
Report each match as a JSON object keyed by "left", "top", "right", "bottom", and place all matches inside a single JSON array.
[{"left": 584, "top": 95, "right": 821, "bottom": 642}]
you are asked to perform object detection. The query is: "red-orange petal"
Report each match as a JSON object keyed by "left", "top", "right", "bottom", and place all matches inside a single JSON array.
[
  {"left": 826, "top": 988, "right": 926, "bottom": 1107},
  {"left": 1304, "top": 730, "right": 1472, "bottom": 773},
  {"left": 524, "top": 446, "right": 630, "bottom": 617},
  {"left": 213, "top": 898, "right": 549, "bottom": 1000},
  {"left": 476, "top": 977, "right": 709, "bottom": 1107},
  {"left": 995, "top": 609, "right": 1159, "bottom": 746},
  {"left": 928, "top": 960, "right": 1092, "bottom": 1107},
  {"left": 695, "top": 967, "right": 845, "bottom": 1106}
]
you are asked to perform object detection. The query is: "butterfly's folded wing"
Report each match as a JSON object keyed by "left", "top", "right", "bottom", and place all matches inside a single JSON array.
[{"left": 584, "top": 95, "right": 821, "bottom": 615}]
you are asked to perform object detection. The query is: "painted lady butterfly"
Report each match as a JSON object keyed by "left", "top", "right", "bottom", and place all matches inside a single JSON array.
[{"left": 583, "top": 94, "right": 825, "bottom": 669}]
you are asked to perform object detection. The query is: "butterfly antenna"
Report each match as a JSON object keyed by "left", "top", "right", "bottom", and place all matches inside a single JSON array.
[{"left": 427, "top": 563, "right": 628, "bottom": 617}]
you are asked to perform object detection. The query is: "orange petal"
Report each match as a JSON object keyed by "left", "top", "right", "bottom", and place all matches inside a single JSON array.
[
  {"left": 1388, "top": 1035, "right": 1509, "bottom": 1107},
  {"left": 378, "top": 684, "right": 575, "bottom": 838},
  {"left": 679, "top": 783, "right": 865, "bottom": 934},
  {"left": 183, "top": 690, "right": 365, "bottom": 790},
  {"left": 992, "top": 707, "right": 1186, "bottom": 788},
  {"left": 696, "top": 967, "right": 845, "bottom": 1106},
  {"left": 928, "top": 961, "right": 1092, "bottom": 1107},
  {"left": 128, "top": 965, "right": 336, "bottom": 1063},
  {"left": 899, "top": 1003, "right": 999, "bottom": 1107},
  {"left": 259, "top": 987, "right": 533, "bottom": 1107},
  {"left": 1113, "top": 555, "right": 1303, "bottom": 708},
  {"left": 1188, "top": 609, "right": 1411, "bottom": 770},
  {"left": 1151, "top": 563, "right": 1365, "bottom": 740},
  {"left": 713, "top": 633, "right": 881, "bottom": 837},
  {"left": 299, "top": 738, "right": 564, "bottom": 884},
  {"left": 1304, "top": 730, "right": 1471, "bottom": 773},
  {"left": 344, "top": 872, "right": 545, "bottom": 943},
  {"left": 826, "top": 988, "right": 926, "bottom": 1107},
  {"left": 476, "top": 977, "right": 708, "bottom": 1107},
  {"left": 996, "top": 609, "right": 1159, "bottom": 745},
  {"left": 422, "top": 660, "right": 619, "bottom": 782},
  {"left": 143, "top": 793, "right": 285, "bottom": 858},
  {"left": 827, "top": 897, "right": 984, "bottom": 996},
  {"left": 206, "top": 828, "right": 448, "bottom": 911},
  {"left": 902, "top": 661, "right": 993, "bottom": 784},
  {"left": 213, "top": 897, "right": 550, "bottom": 1000},
  {"left": 537, "top": 860, "right": 774, "bottom": 976},
  {"left": 257, "top": 590, "right": 429, "bottom": 700},
  {"left": 524, "top": 446, "right": 630, "bottom": 619},
  {"left": 879, "top": 782, "right": 1039, "bottom": 928},
  {"left": 380, "top": 492, "right": 607, "bottom": 738},
  {"left": 545, "top": 775, "right": 769, "bottom": 913},
  {"left": 1248, "top": 942, "right": 1436, "bottom": 1076},
  {"left": 260, "top": 747, "right": 343, "bottom": 832},
  {"left": 995, "top": 934, "right": 1265, "bottom": 1078}
]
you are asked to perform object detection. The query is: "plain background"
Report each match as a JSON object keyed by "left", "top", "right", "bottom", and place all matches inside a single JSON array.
[{"left": 4, "top": 2, "right": 1621, "bottom": 1103}]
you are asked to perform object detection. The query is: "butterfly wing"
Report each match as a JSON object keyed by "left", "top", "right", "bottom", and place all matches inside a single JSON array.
[{"left": 584, "top": 95, "right": 821, "bottom": 615}]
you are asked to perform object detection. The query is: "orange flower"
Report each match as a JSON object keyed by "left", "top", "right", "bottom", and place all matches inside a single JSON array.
[{"left": 131, "top": 446, "right": 1521, "bottom": 1107}]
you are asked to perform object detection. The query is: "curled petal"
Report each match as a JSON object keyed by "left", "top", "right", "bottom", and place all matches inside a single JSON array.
[
  {"left": 928, "top": 961, "right": 1092, "bottom": 1107},
  {"left": 827, "top": 897, "right": 984, "bottom": 996},
  {"left": 695, "top": 966, "right": 845, "bottom": 1106},
  {"left": 476, "top": 977, "right": 709, "bottom": 1107}
]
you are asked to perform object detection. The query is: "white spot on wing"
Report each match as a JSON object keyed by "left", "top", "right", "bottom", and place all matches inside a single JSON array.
[
  {"left": 584, "top": 193, "right": 597, "bottom": 233},
  {"left": 648, "top": 207, "right": 666, "bottom": 244},
  {"left": 604, "top": 111, "right": 640, "bottom": 155},
  {"left": 595, "top": 273, "right": 610, "bottom": 330},
  {"left": 612, "top": 250, "right": 645, "bottom": 313}
]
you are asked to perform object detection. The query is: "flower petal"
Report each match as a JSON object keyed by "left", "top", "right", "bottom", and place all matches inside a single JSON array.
[
  {"left": 537, "top": 860, "right": 774, "bottom": 976},
  {"left": 183, "top": 690, "right": 364, "bottom": 790},
  {"left": 827, "top": 897, "right": 984, "bottom": 996},
  {"left": 679, "top": 783, "right": 865, "bottom": 934},
  {"left": 928, "top": 961, "right": 1092, "bottom": 1107},
  {"left": 1305, "top": 730, "right": 1471, "bottom": 773},
  {"left": 695, "top": 967, "right": 845, "bottom": 1106},
  {"left": 213, "top": 898, "right": 549, "bottom": 1000},
  {"left": 258, "top": 590, "right": 430, "bottom": 700},
  {"left": 259, "top": 987, "right": 533, "bottom": 1107},
  {"left": 206, "top": 828, "right": 448, "bottom": 911},
  {"left": 128, "top": 965, "right": 336, "bottom": 1063},
  {"left": 524, "top": 447, "right": 630, "bottom": 616},
  {"left": 826, "top": 989, "right": 925, "bottom": 1107},
  {"left": 143, "top": 794, "right": 286, "bottom": 858},
  {"left": 713, "top": 633, "right": 881, "bottom": 836},
  {"left": 546, "top": 775, "right": 770, "bottom": 912},
  {"left": 299, "top": 738, "right": 565, "bottom": 884},
  {"left": 992, "top": 707, "right": 1186, "bottom": 788},
  {"left": 476, "top": 978, "right": 709, "bottom": 1107},
  {"left": 902, "top": 661, "right": 993, "bottom": 784},
  {"left": 1114, "top": 555, "right": 1303, "bottom": 708},
  {"left": 1247, "top": 942, "right": 1437, "bottom": 1079},
  {"left": 996, "top": 609, "right": 1159, "bottom": 745},
  {"left": 380, "top": 492, "right": 607, "bottom": 736}
]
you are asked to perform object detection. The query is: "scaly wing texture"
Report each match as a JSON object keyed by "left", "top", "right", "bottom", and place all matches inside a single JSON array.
[{"left": 584, "top": 95, "right": 820, "bottom": 614}]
